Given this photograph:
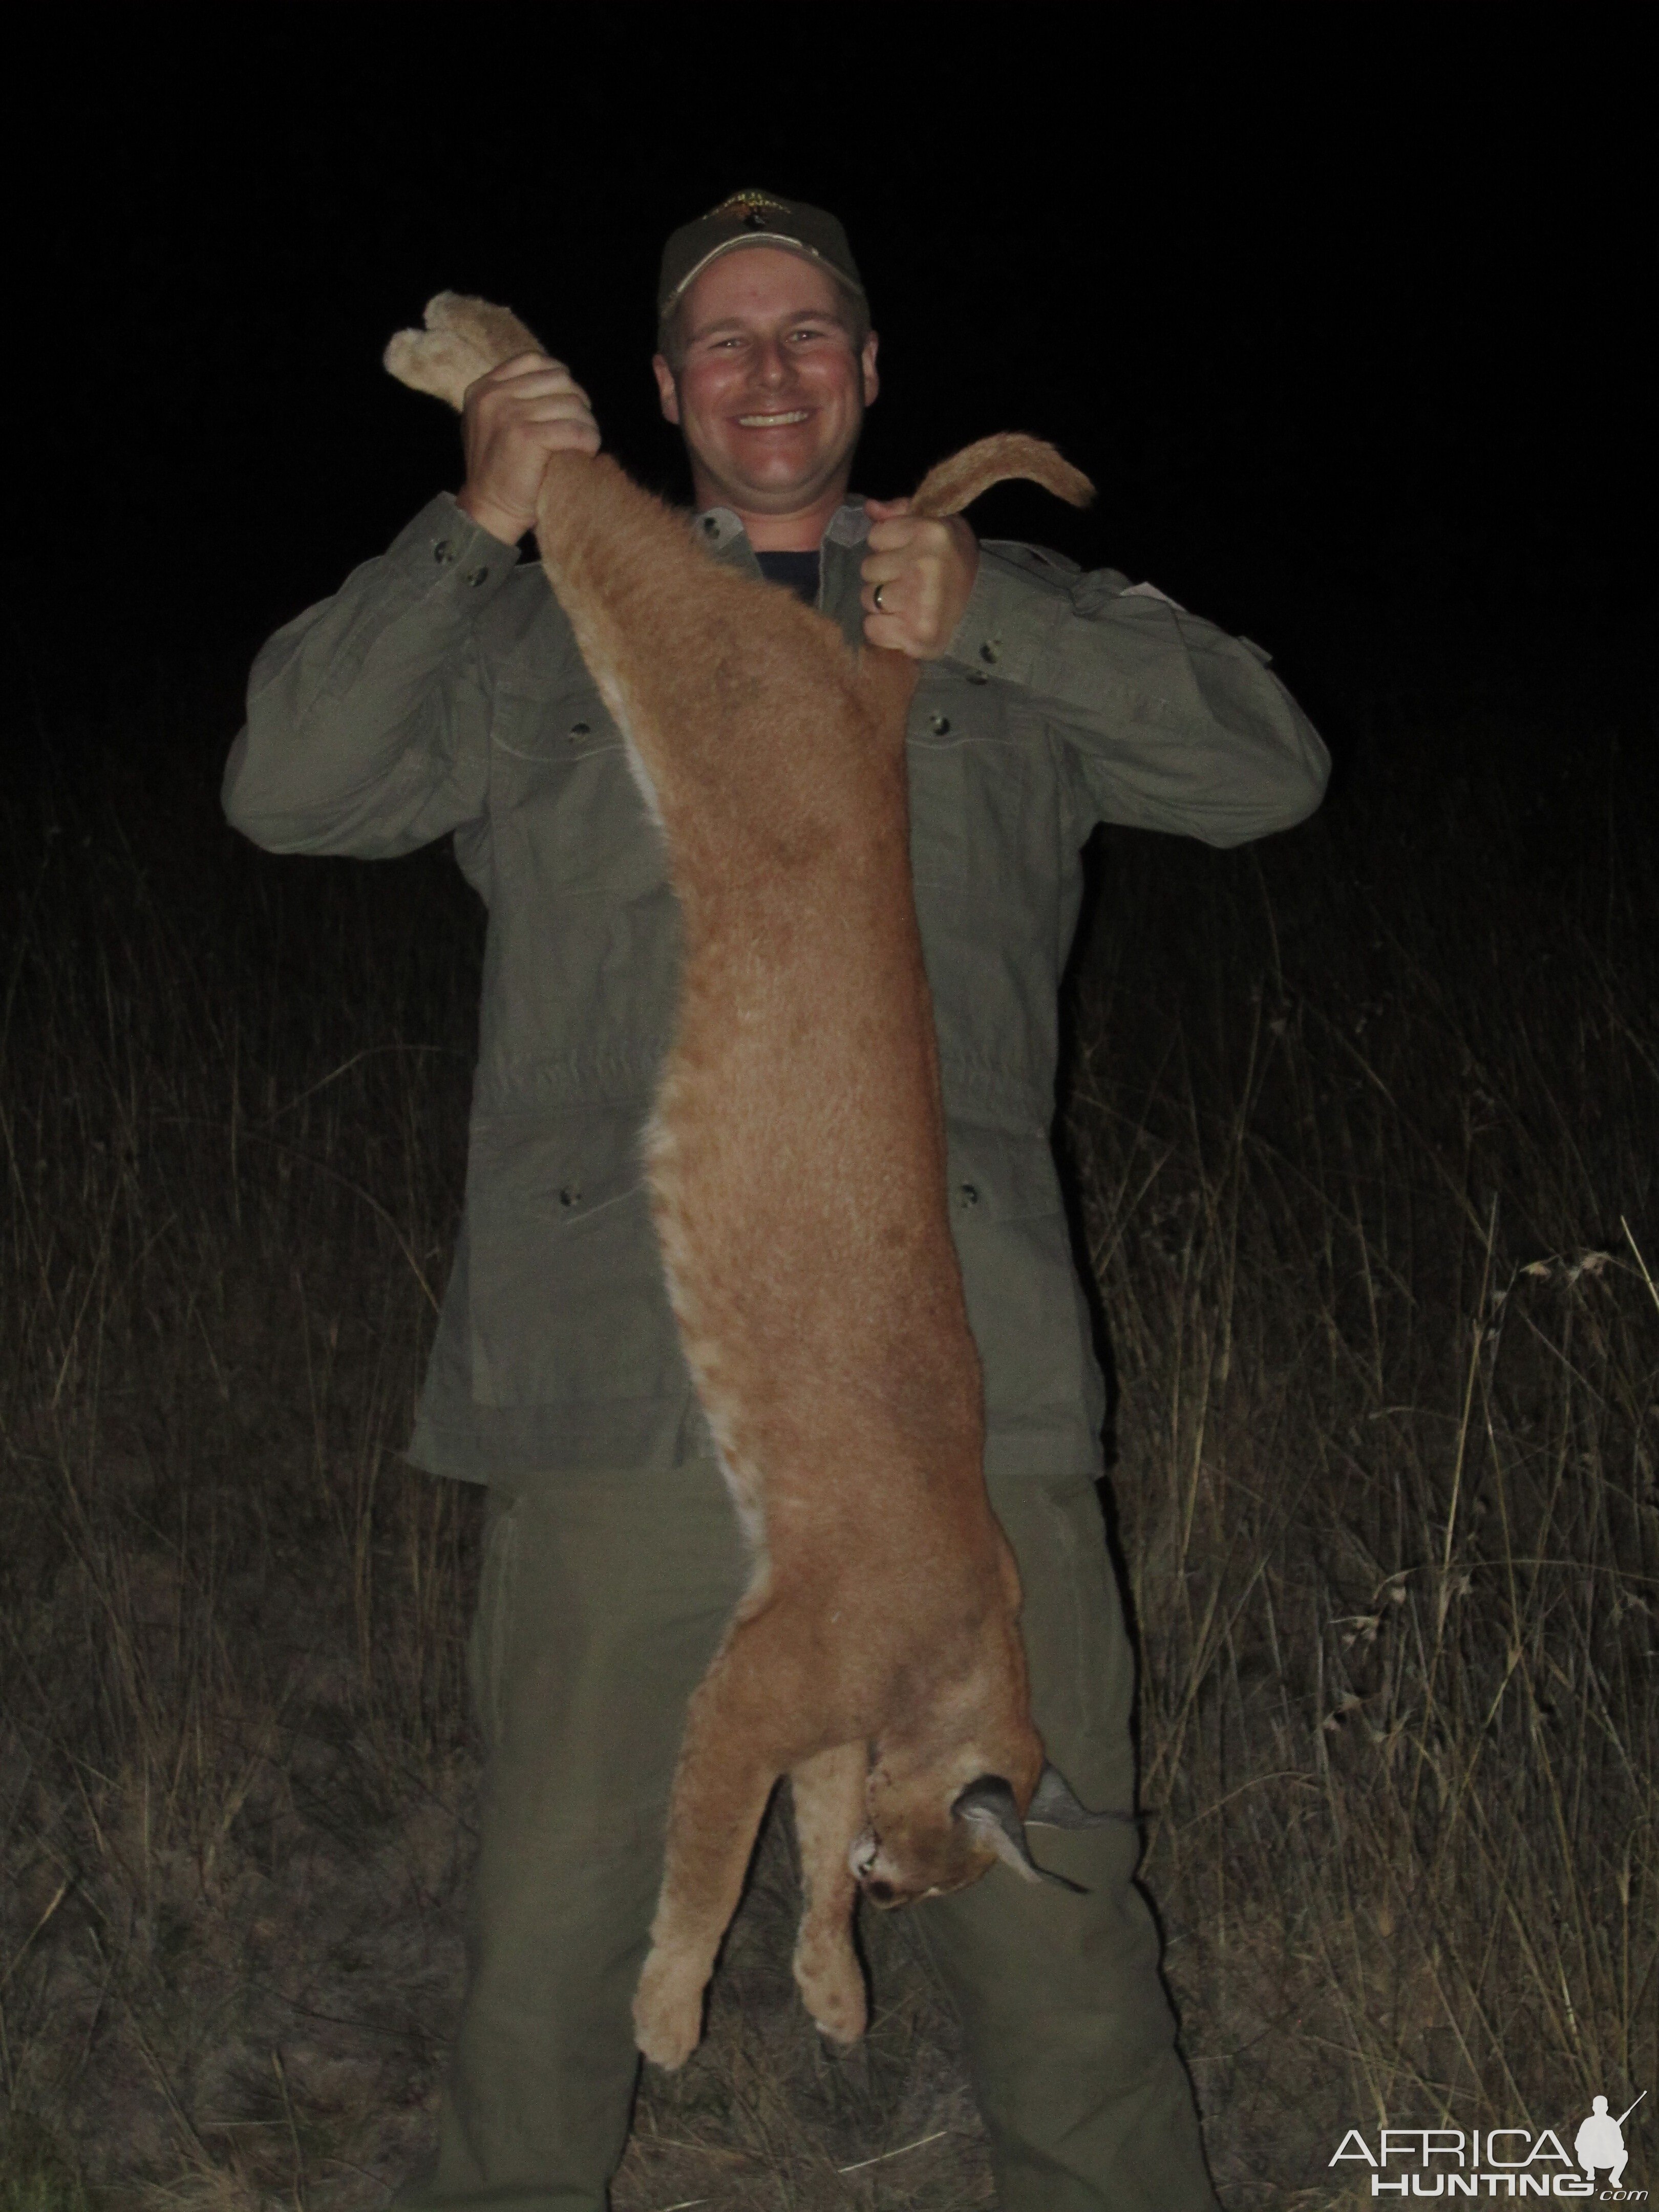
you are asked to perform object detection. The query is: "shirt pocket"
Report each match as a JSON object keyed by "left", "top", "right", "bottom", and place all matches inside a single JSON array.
[
  {"left": 945, "top": 1126, "right": 1097, "bottom": 1431},
  {"left": 491, "top": 680, "right": 666, "bottom": 905},
  {"left": 906, "top": 685, "right": 1026, "bottom": 895},
  {"left": 464, "top": 1105, "right": 685, "bottom": 1408}
]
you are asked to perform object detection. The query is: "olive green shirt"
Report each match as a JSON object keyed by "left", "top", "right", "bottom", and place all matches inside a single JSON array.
[{"left": 224, "top": 492, "right": 1328, "bottom": 1481}]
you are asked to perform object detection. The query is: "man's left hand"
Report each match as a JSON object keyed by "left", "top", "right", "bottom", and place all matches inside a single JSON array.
[{"left": 861, "top": 501, "right": 980, "bottom": 658}]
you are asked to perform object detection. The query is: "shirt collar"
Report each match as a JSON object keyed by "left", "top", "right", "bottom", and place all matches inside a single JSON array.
[
  {"left": 691, "top": 499, "right": 871, "bottom": 551},
  {"left": 823, "top": 499, "right": 871, "bottom": 547}
]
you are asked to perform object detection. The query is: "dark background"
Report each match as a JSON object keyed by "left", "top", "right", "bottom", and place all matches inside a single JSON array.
[{"left": 6, "top": 10, "right": 1648, "bottom": 762}]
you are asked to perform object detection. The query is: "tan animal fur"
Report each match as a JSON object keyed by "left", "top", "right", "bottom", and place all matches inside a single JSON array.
[{"left": 386, "top": 293, "right": 1106, "bottom": 2070}]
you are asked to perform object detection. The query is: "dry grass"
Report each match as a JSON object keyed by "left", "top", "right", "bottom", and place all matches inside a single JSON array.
[{"left": 1, "top": 704, "right": 1652, "bottom": 2206}]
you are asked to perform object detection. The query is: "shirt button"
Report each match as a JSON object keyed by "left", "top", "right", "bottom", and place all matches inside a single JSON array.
[
  {"left": 929, "top": 714, "right": 952, "bottom": 736},
  {"left": 701, "top": 516, "right": 720, "bottom": 537},
  {"left": 433, "top": 539, "right": 455, "bottom": 564},
  {"left": 958, "top": 1183, "right": 980, "bottom": 1208},
  {"left": 464, "top": 565, "right": 490, "bottom": 587},
  {"left": 569, "top": 721, "right": 591, "bottom": 739},
  {"left": 966, "top": 669, "right": 989, "bottom": 686},
  {"left": 979, "top": 640, "right": 1001, "bottom": 665},
  {"left": 559, "top": 1185, "right": 582, "bottom": 1208}
]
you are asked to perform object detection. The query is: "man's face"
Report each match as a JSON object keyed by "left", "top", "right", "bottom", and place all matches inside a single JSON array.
[{"left": 653, "top": 246, "right": 879, "bottom": 515}]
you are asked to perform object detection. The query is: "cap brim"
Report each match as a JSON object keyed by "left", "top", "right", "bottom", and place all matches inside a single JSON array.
[{"left": 660, "top": 233, "right": 865, "bottom": 318}]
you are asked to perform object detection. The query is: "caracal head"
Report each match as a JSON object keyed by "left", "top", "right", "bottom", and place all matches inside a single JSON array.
[{"left": 849, "top": 1736, "right": 1129, "bottom": 1907}]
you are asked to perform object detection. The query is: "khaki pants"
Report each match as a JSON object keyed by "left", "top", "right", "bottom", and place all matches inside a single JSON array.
[{"left": 396, "top": 1459, "right": 1218, "bottom": 2212}]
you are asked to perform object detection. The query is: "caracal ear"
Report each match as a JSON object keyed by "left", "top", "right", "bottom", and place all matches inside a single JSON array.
[
  {"left": 950, "top": 1775, "right": 1088, "bottom": 1894},
  {"left": 1026, "top": 1763, "right": 1137, "bottom": 1832}
]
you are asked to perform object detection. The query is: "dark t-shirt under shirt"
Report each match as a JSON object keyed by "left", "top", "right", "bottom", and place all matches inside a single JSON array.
[{"left": 754, "top": 549, "right": 821, "bottom": 607}]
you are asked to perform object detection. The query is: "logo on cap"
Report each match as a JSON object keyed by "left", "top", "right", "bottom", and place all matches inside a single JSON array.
[{"left": 710, "top": 188, "right": 793, "bottom": 227}]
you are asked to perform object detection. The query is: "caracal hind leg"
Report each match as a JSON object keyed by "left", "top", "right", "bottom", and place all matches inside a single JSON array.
[
  {"left": 383, "top": 291, "right": 543, "bottom": 412},
  {"left": 633, "top": 1639, "right": 781, "bottom": 2070},
  {"left": 789, "top": 1740, "right": 869, "bottom": 2045}
]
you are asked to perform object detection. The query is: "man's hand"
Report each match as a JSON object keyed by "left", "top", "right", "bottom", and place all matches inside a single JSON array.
[
  {"left": 860, "top": 499, "right": 980, "bottom": 658},
  {"left": 456, "top": 353, "right": 601, "bottom": 546}
]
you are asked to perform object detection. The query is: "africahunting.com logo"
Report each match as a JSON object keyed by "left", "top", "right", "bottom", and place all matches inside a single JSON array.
[{"left": 1330, "top": 2092, "right": 1647, "bottom": 2198}]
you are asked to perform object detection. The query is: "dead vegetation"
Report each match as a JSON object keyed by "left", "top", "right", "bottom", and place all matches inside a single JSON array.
[{"left": 1, "top": 701, "right": 1652, "bottom": 2206}]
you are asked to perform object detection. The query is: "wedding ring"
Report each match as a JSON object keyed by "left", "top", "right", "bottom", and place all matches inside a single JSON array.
[{"left": 873, "top": 584, "right": 886, "bottom": 611}]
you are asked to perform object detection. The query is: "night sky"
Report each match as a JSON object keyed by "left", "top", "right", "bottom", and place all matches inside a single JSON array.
[{"left": 8, "top": 12, "right": 1648, "bottom": 760}]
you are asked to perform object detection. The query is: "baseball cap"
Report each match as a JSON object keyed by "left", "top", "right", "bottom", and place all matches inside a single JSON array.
[{"left": 657, "top": 189, "right": 866, "bottom": 323}]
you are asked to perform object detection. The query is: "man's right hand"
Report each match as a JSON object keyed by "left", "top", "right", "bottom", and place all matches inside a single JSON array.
[{"left": 456, "top": 353, "right": 601, "bottom": 546}]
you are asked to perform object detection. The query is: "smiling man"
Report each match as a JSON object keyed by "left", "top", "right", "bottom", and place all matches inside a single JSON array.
[
  {"left": 224, "top": 191, "right": 1328, "bottom": 2212},
  {"left": 654, "top": 238, "right": 878, "bottom": 532}
]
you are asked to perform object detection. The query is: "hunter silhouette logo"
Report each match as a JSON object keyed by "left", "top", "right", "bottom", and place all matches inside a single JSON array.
[
  {"left": 1329, "top": 2091, "right": 1647, "bottom": 2197},
  {"left": 1577, "top": 2097, "right": 1644, "bottom": 2194}
]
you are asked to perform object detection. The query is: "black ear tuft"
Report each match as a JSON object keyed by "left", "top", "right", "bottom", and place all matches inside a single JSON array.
[
  {"left": 951, "top": 1775, "right": 1087, "bottom": 1894},
  {"left": 1026, "top": 1763, "right": 1137, "bottom": 1831}
]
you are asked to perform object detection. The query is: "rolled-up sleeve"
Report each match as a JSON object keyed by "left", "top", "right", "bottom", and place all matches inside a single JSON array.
[
  {"left": 944, "top": 546, "right": 1329, "bottom": 847},
  {"left": 223, "top": 494, "right": 518, "bottom": 858}
]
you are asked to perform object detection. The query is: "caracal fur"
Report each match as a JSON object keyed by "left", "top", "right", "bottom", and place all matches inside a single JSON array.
[{"left": 386, "top": 293, "right": 1112, "bottom": 2071}]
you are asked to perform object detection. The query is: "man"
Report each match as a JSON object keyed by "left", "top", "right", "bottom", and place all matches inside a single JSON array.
[{"left": 224, "top": 191, "right": 1329, "bottom": 2211}]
